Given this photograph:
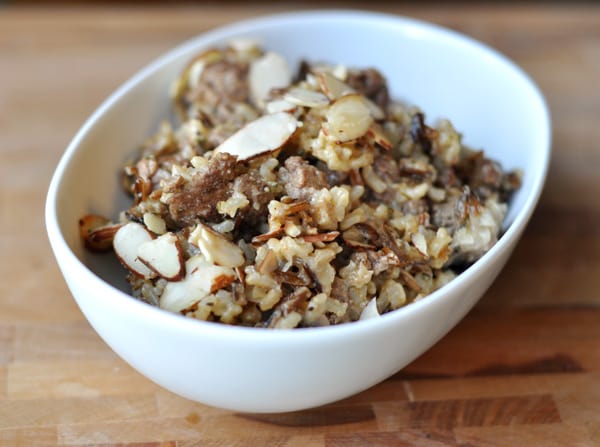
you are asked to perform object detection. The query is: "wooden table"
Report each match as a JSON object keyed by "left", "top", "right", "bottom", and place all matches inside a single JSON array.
[{"left": 1, "top": 4, "right": 599, "bottom": 446}]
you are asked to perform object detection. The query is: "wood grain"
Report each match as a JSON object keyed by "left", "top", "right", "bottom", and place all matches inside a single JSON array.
[{"left": 1, "top": 3, "right": 599, "bottom": 446}]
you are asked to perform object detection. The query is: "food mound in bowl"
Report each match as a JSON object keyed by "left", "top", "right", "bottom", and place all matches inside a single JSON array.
[{"left": 79, "top": 40, "right": 521, "bottom": 328}]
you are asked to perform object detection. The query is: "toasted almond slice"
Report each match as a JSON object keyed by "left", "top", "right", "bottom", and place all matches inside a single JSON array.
[
  {"left": 411, "top": 232, "right": 429, "bottom": 257},
  {"left": 251, "top": 228, "right": 285, "bottom": 246},
  {"left": 366, "top": 123, "right": 392, "bottom": 150},
  {"left": 187, "top": 49, "right": 224, "bottom": 88},
  {"left": 283, "top": 87, "right": 329, "bottom": 108},
  {"left": 301, "top": 231, "right": 340, "bottom": 243},
  {"left": 325, "top": 94, "right": 373, "bottom": 142},
  {"left": 189, "top": 223, "right": 245, "bottom": 268},
  {"left": 210, "top": 273, "right": 236, "bottom": 293},
  {"left": 171, "top": 49, "right": 225, "bottom": 107},
  {"left": 316, "top": 71, "right": 355, "bottom": 99},
  {"left": 316, "top": 71, "right": 385, "bottom": 119},
  {"left": 195, "top": 48, "right": 225, "bottom": 65},
  {"left": 85, "top": 224, "right": 124, "bottom": 252},
  {"left": 228, "top": 37, "right": 262, "bottom": 53},
  {"left": 362, "top": 165, "right": 388, "bottom": 194},
  {"left": 159, "top": 255, "right": 235, "bottom": 313},
  {"left": 215, "top": 112, "right": 299, "bottom": 160},
  {"left": 256, "top": 249, "right": 278, "bottom": 275},
  {"left": 79, "top": 214, "right": 122, "bottom": 252},
  {"left": 138, "top": 232, "right": 185, "bottom": 280},
  {"left": 265, "top": 98, "right": 296, "bottom": 114},
  {"left": 249, "top": 51, "right": 291, "bottom": 106},
  {"left": 113, "top": 222, "right": 156, "bottom": 278},
  {"left": 187, "top": 60, "right": 206, "bottom": 89},
  {"left": 360, "top": 297, "right": 381, "bottom": 320},
  {"left": 364, "top": 98, "right": 386, "bottom": 120},
  {"left": 399, "top": 270, "right": 422, "bottom": 292},
  {"left": 143, "top": 212, "right": 167, "bottom": 235},
  {"left": 79, "top": 214, "right": 109, "bottom": 238}
]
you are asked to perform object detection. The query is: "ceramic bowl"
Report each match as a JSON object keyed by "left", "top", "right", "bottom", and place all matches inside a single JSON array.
[{"left": 46, "top": 10, "right": 550, "bottom": 413}]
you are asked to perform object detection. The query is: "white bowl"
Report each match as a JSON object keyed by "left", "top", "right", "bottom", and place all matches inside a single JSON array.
[{"left": 46, "top": 10, "right": 550, "bottom": 413}]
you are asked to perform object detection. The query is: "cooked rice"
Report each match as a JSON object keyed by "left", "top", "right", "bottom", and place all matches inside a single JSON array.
[{"left": 80, "top": 41, "right": 521, "bottom": 328}]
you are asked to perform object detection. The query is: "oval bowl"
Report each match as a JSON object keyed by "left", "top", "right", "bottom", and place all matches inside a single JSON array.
[{"left": 46, "top": 10, "right": 550, "bottom": 413}]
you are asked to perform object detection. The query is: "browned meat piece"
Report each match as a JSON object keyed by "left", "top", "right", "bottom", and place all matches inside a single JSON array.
[
  {"left": 278, "top": 156, "right": 330, "bottom": 199},
  {"left": 435, "top": 165, "right": 460, "bottom": 189},
  {"left": 457, "top": 152, "right": 503, "bottom": 198},
  {"left": 264, "top": 286, "right": 312, "bottom": 328},
  {"left": 295, "top": 60, "right": 311, "bottom": 83},
  {"left": 346, "top": 68, "right": 389, "bottom": 111},
  {"left": 232, "top": 171, "right": 278, "bottom": 225},
  {"left": 330, "top": 277, "right": 349, "bottom": 303},
  {"left": 499, "top": 170, "right": 522, "bottom": 201},
  {"left": 430, "top": 196, "right": 462, "bottom": 233},
  {"left": 366, "top": 248, "right": 402, "bottom": 275},
  {"left": 347, "top": 248, "right": 402, "bottom": 277},
  {"left": 455, "top": 150, "right": 522, "bottom": 202},
  {"left": 349, "top": 251, "right": 371, "bottom": 269},
  {"left": 343, "top": 221, "right": 392, "bottom": 252},
  {"left": 401, "top": 200, "right": 428, "bottom": 216},
  {"left": 431, "top": 187, "right": 480, "bottom": 235},
  {"left": 373, "top": 152, "right": 400, "bottom": 183},
  {"left": 187, "top": 60, "right": 250, "bottom": 112},
  {"left": 410, "top": 112, "right": 437, "bottom": 153},
  {"left": 315, "top": 161, "right": 349, "bottom": 186},
  {"left": 163, "top": 152, "right": 240, "bottom": 226},
  {"left": 471, "top": 158, "right": 503, "bottom": 190},
  {"left": 328, "top": 277, "right": 350, "bottom": 324},
  {"left": 398, "top": 158, "right": 436, "bottom": 183}
]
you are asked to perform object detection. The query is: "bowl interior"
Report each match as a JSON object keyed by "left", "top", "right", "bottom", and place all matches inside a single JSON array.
[{"left": 49, "top": 10, "right": 550, "bottom": 304}]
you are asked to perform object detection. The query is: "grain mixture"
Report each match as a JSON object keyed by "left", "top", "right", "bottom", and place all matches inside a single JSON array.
[{"left": 80, "top": 41, "right": 521, "bottom": 328}]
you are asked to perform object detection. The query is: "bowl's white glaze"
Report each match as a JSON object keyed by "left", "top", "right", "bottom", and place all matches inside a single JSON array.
[{"left": 46, "top": 10, "right": 550, "bottom": 412}]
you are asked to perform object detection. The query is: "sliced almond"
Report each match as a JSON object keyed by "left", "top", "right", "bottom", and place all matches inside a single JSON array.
[
  {"left": 113, "top": 222, "right": 156, "bottom": 279},
  {"left": 228, "top": 37, "right": 262, "bottom": 53},
  {"left": 79, "top": 214, "right": 109, "bottom": 237},
  {"left": 159, "top": 255, "right": 235, "bottom": 313},
  {"left": 316, "top": 71, "right": 355, "bottom": 100},
  {"left": 362, "top": 165, "right": 388, "bottom": 194},
  {"left": 248, "top": 51, "right": 292, "bottom": 106},
  {"left": 256, "top": 249, "right": 278, "bottom": 275},
  {"left": 189, "top": 223, "right": 245, "bottom": 268},
  {"left": 79, "top": 214, "right": 122, "bottom": 252},
  {"left": 265, "top": 98, "right": 296, "bottom": 114},
  {"left": 137, "top": 232, "right": 185, "bottom": 281},
  {"left": 364, "top": 98, "right": 386, "bottom": 121},
  {"left": 316, "top": 71, "right": 385, "bottom": 120},
  {"left": 366, "top": 123, "right": 392, "bottom": 150},
  {"left": 210, "top": 273, "right": 236, "bottom": 293},
  {"left": 301, "top": 231, "right": 340, "bottom": 243},
  {"left": 195, "top": 48, "right": 225, "bottom": 65},
  {"left": 85, "top": 224, "right": 124, "bottom": 252},
  {"left": 342, "top": 223, "right": 379, "bottom": 250},
  {"left": 325, "top": 94, "right": 373, "bottom": 142},
  {"left": 399, "top": 270, "right": 421, "bottom": 292},
  {"left": 359, "top": 297, "right": 380, "bottom": 320},
  {"left": 411, "top": 232, "right": 429, "bottom": 257},
  {"left": 143, "top": 212, "right": 167, "bottom": 235},
  {"left": 187, "top": 60, "right": 206, "bottom": 89},
  {"left": 251, "top": 228, "right": 284, "bottom": 246},
  {"left": 185, "top": 49, "right": 224, "bottom": 89},
  {"left": 214, "top": 112, "right": 299, "bottom": 160},
  {"left": 283, "top": 87, "right": 329, "bottom": 108}
]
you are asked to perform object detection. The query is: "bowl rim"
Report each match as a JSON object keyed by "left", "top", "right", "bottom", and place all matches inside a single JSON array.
[{"left": 45, "top": 9, "right": 551, "bottom": 343}]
